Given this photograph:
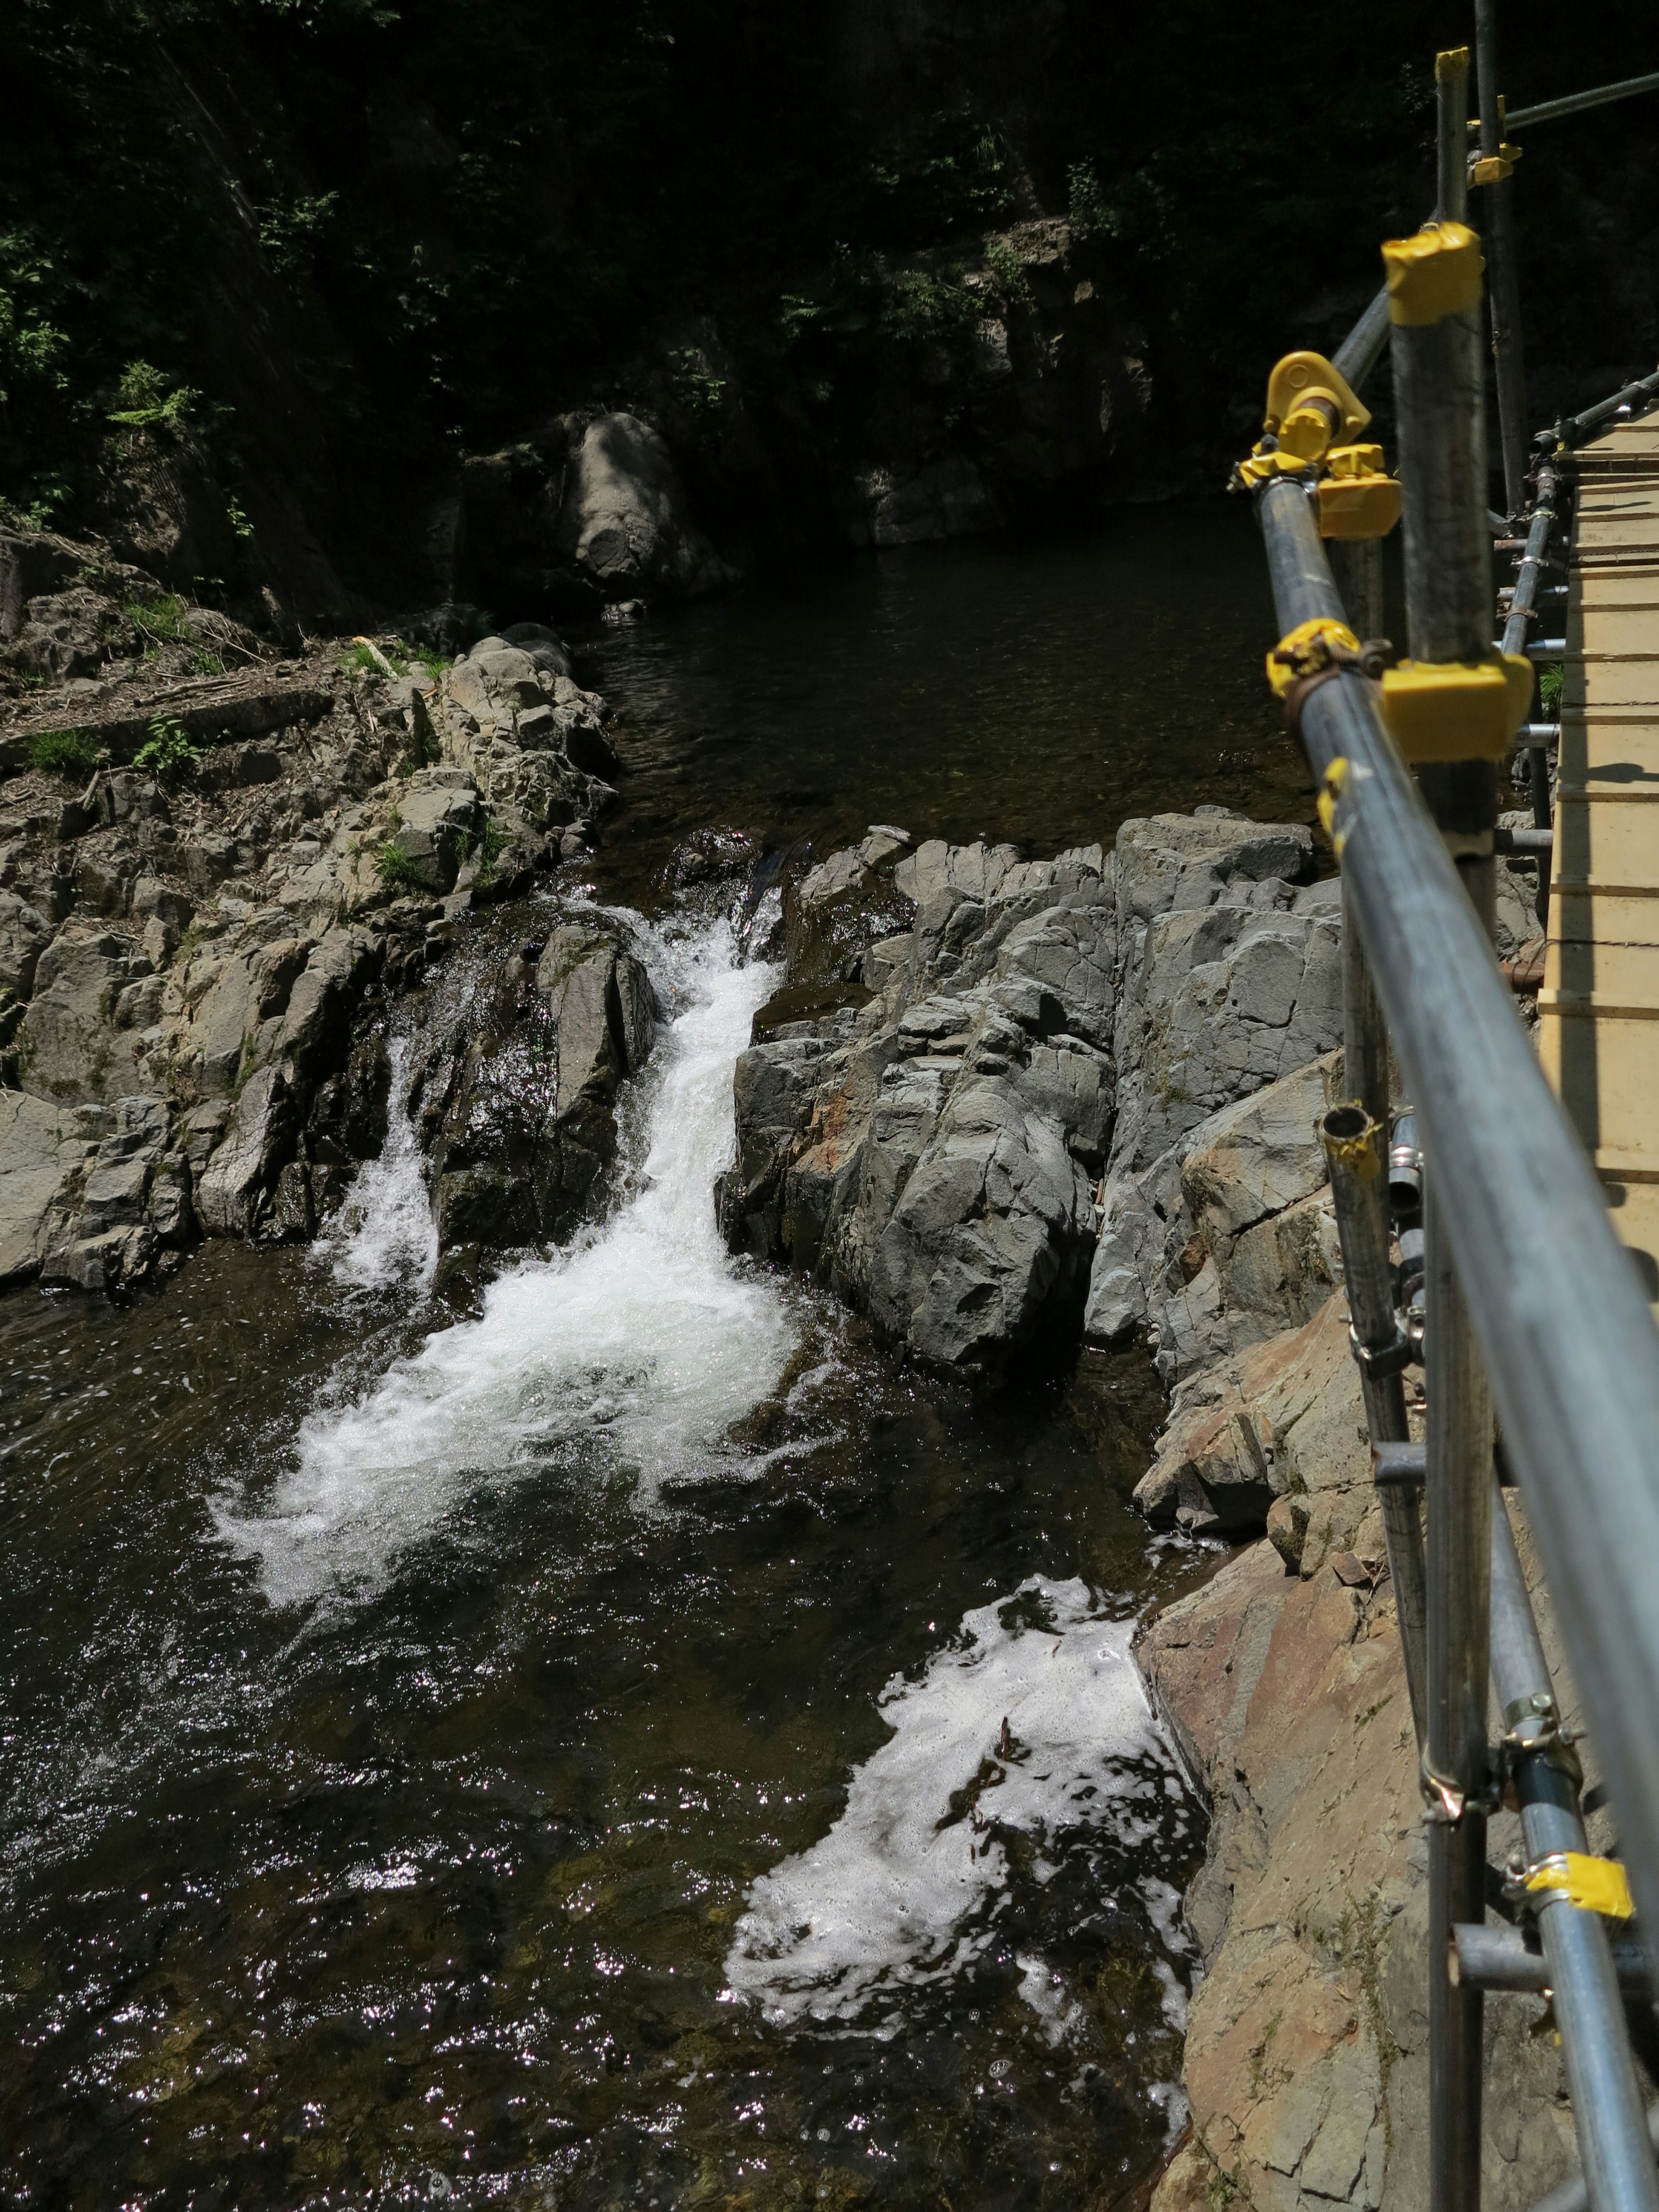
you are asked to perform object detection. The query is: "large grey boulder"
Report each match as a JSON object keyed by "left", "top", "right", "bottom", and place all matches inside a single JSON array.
[
  {"left": 553, "top": 413, "right": 734, "bottom": 604},
  {"left": 194, "top": 1064, "right": 298, "bottom": 1237},
  {"left": 416, "top": 633, "right": 617, "bottom": 851},
  {"left": 0, "top": 891, "right": 52, "bottom": 1001},
  {"left": 720, "top": 833, "right": 1117, "bottom": 1375},
  {"left": 418, "top": 922, "right": 659, "bottom": 1259},
  {"left": 0, "top": 1090, "right": 78, "bottom": 1284}
]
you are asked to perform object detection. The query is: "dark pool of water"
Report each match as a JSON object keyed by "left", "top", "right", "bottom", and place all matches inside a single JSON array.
[
  {"left": 0, "top": 1239, "right": 1214, "bottom": 2211},
  {"left": 578, "top": 500, "right": 1316, "bottom": 909}
]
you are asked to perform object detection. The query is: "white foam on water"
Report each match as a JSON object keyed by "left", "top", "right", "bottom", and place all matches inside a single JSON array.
[
  {"left": 214, "top": 912, "right": 795, "bottom": 1611},
  {"left": 318, "top": 1036, "right": 439, "bottom": 1296},
  {"left": 724, "top": 1576, "right": 1168, "bottom": 2036}
]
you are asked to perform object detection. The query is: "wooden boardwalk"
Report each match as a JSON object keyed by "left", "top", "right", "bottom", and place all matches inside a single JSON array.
[{"left": 1540, "top": 414, "right": 1659, "bottom": 1306}]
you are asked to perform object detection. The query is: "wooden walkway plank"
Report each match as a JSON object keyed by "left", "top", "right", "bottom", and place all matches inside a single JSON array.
[{"left": 1539, "top": 413, "right": 1659, "bottom": 1308}]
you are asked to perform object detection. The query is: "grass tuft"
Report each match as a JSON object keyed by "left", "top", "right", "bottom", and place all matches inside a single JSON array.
[{"left": 28, "top": 726, "right": 99, "bottom": 777}]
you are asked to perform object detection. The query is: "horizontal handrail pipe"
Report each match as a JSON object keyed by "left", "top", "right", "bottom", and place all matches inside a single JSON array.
[
  {"left": 1556, "top": 367, "right": 1659, "bottom": 448},
  {"left": 1256, "top": 471, "right": 1659, "bottom": 1951},
  {"left": 1450, "top": 1922, "right": 1654, "bottom": 1999},
  {"left": 1505, "top": 70, "right": 1659, "bottom": 132}
]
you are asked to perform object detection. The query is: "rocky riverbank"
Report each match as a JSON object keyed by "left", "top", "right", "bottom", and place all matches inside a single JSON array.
[
  {"left": 0, "top": 519, "right": 634, "bottom": 1291},
  {"left": 712, "top": 807, "right": 1589, "bottom": 2211}
]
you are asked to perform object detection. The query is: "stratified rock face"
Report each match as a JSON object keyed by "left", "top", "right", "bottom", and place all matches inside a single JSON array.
[
  {"left": 554, "top": 415, "right": 737, "bottom": 605},
  {"left": 1141, "top": 1493, "right": 1603, "bottom": 2212},
  {"left": 413, "top": 921, "right": 658, "bottom": 1262},
  {"left": 1081, "top": 811, "right": 1346, "bottom": 1386},
  {"left": 0, "top": 548, "right": 624, "bottom": 1291},
  {"left": 720, "top": 808, "right": 1344, "bottom": 1380},
  {"left": 719, "top": 828, "right": 1114, "bottom": 1374}
]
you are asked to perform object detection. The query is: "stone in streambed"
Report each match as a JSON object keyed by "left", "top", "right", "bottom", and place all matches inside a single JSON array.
[{"left": 423, "top": 924, "right": 660, "bottom": 1258}]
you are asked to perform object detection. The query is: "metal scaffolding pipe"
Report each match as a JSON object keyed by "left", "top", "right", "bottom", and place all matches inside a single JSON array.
[
  {"left": 1488, "top": 1487, "right": 1659, "bottom": 2212},
  {"left": 1506, "top": 70, "right": 1659, "bottom": 132},
  {"left": 1332, "top": 285, "right": 1393, "bottom": 394},
  {"left": 1255, "top": 470, "right": 1659, "bottom": 2028},
  {"left": 1503, "top": 462, "right": 1563, "bottom": 839},
  {"left": 1438, "top": 48, "right": 1471, "bottom": 226},
  {"left": 1450, "top": 1921, "right": 1654, "bottom": 1999},
  {"left": 1390, "top": 235, "right": 1494, "bottom": 2212},
  {"left": 1560, "top": 368, "right": 1659, "bottom": 448},
  {"left": 1320, "top": 1106, "right": 1428, "bottom": 1741},
  {"left": 1533, "top": 2112, "right": 1659, "bottom": 2212},
  {"left": 1475, "top": 0, "right": 1530, "bottom": 517}
]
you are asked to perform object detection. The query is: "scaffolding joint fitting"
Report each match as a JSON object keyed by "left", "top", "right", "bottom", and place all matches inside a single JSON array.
[
  {"left": 1348, "top": 1319, "right": 1415, "bottom": 1379},
  {"left": 1469, "top": 146, "right": 1523, "bottom": 188},
  {"left": 1231, "top": 441, "right": 1316, "bottom": 493},
  {"left": 1516, "top": 1851, "right": 1635, "bottom": 1922},
  {"left": 1382, "top": 220, "right": 1484, "bottom": 328},
  {"left": 1497, "top": 1692, "right": 1584, "bottom": 1803},
  {"left": 1263, "top": 350, "right": 1371, "bottom": 464},
  {"left": 1318, "top": 445, "right": 1402, "bottom": 540},
  {"left": 1379, "top": 652, "right": 1535, "bottom": 763},
  {"left": 1421, "top": 1747, "right": 1500, "bottom": 1826}
]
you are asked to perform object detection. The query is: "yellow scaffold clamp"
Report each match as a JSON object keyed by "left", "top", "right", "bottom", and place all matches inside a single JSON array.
[
  {"left": 1525, "top": 1852, "right": 1635, "bottom": 1921},
  {"left": 1317, "top": 443, "right": 1402, "bottom": 541},
  {"left": 1380, "top": 652, "right": 1534, "bottom": 763},
  {"left": 1470, "top": 145, "right": 1523, "bottom": 187},
  {"left": 1264, "top": 350, "right": 1371, "bottom": 464},
  {"left": 1383, "top": 221, "right": 1484, "bottom": 327},
  {"left": 1233, "top": 445, "right": 1316, "bottom": 491},
  {"left": 1265, "top": 616, "right": 1362, "bottom": 699}
]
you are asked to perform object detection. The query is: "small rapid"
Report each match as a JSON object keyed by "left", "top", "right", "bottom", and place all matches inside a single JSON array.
[{"left": 215, "top": 909, "right": 798, "bottom": 1612}]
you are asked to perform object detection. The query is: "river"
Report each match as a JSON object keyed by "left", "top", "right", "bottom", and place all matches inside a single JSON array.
[{"left": 0, "top": 501, "right": 1299, "bottom": 2209}]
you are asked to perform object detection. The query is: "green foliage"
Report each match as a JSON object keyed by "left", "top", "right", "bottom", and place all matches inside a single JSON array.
[
  {"left": 133, "top": 714, "right": 203, "bottom": 782},
  {"left": 1066, "top": 160, "right": 1111, "bottom": 240},
  {"left": 373, "top": 838, "right": 427, "bottom": 891},
  {"left": 665, "top": 344, "right": 727, "bottom": 422},
  {"left": 125, "top": 594, "right": 194, "bottom": 648},
  {"left": 472, "top": 814, "right": 505, "bottom": 885},
  {"left": 1540, "top": 663, "right": 1564, "bottom": 715},
  {"left": 107, "top": 359, "right": 197, "bottom": 427},
  {"left": 254, "top": 186, "right": 340, "bottom": 284},
  {"left": 27, "top": 726, "right": 99, "bottom": 777},
  {"left": 879, "top": 264, "right": 979, "bottom": 352},
  {"left": 983, "top": 236, "right": 1032, "bottom": 311}
]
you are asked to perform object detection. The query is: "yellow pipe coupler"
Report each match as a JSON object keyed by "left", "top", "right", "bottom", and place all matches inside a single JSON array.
[
  {"left": 1380, "top": 652, "right": 1534, "bottom": 762},
  {"left": 1318, "top": 445, "right": 1401, "bottom": 540},
  {"left": 1265, "top": 616, "right": 1362, "bottom": 698},
  {"left": 1265, "top": 350, "right": 1371, "bottom": 463},
  {"left": 1470, "top": 146, "right": 1522, "bottom": 188},
  {"left": 1382, "top": 221, "right": 1484, "bottom": 327}
]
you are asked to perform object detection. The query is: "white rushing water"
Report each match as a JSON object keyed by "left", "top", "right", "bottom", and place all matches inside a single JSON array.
[
  {"left": 216, "top": 911, "right": 796, "bottom": 1611},
  {"left": 725, "top": 1576, "right": 1193, "bottom": 2046},
  {"left": 317, "top": 1036, "right": 439, "bottom": 1296}
]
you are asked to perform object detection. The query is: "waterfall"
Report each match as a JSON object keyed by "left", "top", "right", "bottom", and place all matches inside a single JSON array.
[{"left": 214, "top": 909, "right": 795, "bottom": 1611}]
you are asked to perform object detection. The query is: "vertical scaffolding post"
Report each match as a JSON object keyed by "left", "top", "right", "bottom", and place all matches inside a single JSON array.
[
  {"left": 1475, "top": 0, "right": 1530, "bottom": 517},
  {"left": 1321, "top": 1106, "right": 1429, "bottom": 1742},
  {"left": 1437, "top": 46, "right": 1471, "bottom": 225},
  {"left": 1387, "top": 218, "right": 1497, "bottom": 2212},
  {"left": 1487, "top": 1488, "right": 1659, "bottom": 2212},
  {"left": 1328, "top": 540, "right": 1392, "bottom": 1134}
]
